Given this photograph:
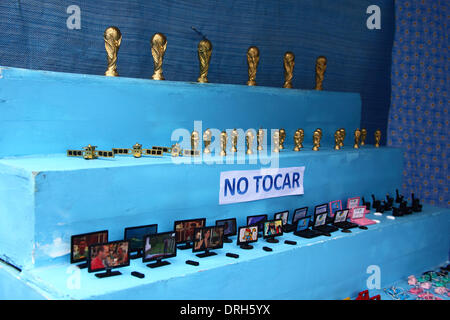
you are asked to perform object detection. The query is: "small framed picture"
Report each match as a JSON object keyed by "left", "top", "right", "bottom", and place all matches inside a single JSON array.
[
  {"left": 328, "top": 200, "right": 342, "bottom": 218},
  {"left": 347, "top": 197, "right": 361, "bottom": 210}
]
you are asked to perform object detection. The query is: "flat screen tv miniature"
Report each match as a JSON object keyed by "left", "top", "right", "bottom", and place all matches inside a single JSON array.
[
  {"left": 237, "top": 225, "right": 259, "bottom": 250},
  {"left": 332, "top": 209, "right": 359, "bottom": 230},
  {"left": 312, "top": 211, "right": 338, "bottom": 234},
  {"left": 71, "top": 230, "right": 108, "bottom": 269},
  {"left": 215, "top": 218, "right": 237, "bottom": 243},
  {"left": 263, "top": 219, "right": 284, "bottom": 243},
  {"left": 293, "top": 216, "right": 322, "bottom": 239},
  {"left": 143, "top": 231, "right": 177, "bottom": 268},
  {"left": 193, "top": 226, "right": 224, "bottom": 258},
  {"left": 174, "top": 218, "right": 206, "bottom": 250},
  {"left": 88, "top": 240, "right": 130, "bottom": 278},
  {"left": 350, "top": 206, "right": 376, "bottom": 226},
  {"left": 124, "top": 224, "right": 157, "bottom": 259},
  {"left": 247, "top": 214, "right": 268, "bottom": 233}
]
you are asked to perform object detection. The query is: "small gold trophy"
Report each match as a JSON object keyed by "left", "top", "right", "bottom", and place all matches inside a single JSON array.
[
  {"left": 246, "top": 46, "right": 260, "bottom": 86},
  {"left": 312, "top": 130, "right": 321, "bottom": 151},
  {"left": 230, "top": 129, "right": 238, "bottom": 152},
  {"left": 150, "top": 33, "right": 167, "bottom": 80},
  {"left": 374, "top": 129, "right": 381, "bottom": 148},
  {"left": 203, "top": 129, "right": 212, "bottom": 154},
  {"left": 334, "top": 130, "right": 341, "bottom": 150},
  {"left": 283, "top": 52, "right": 295, "bottom": 88},
  {"left": 272, "top": 130, "right": 280, "bottom": 153},
  {"left": 246, "top": 130, "right": 254, "bottom": 155},
  {"left": 191, "top": 130, "right": 199, "bottom": 151},
  {"left": 316, "top": 128, "right": 323, "bottom": 147},
  {"left": 360, "top": 128, "right": 367, "bottom": 146},
  {"left": 279, "top": 128, "right": 286, "bottom": 150},
  {"left": 257, "top": 128, "right": 264, "bottom": 151},
  {"left": 197, "top": 39, "right": 212, "bottom": 83},
  {"left": 354, "top": 129, "right": 361, "bottom": 149},
  {"left": 315, "top": 56, "right": 327, "bottom": 90},
  {"left": 339, "top": 128, "right": 346, "bottom": 148},
  {"left": 293, "top": 129, "right": 304, "bottom": 151},
  {"left": 220, "top": 130, "right": 227, "bottom": 156},
  {"left": 104, "top": 26, "right": 122, "bottom": 77}
]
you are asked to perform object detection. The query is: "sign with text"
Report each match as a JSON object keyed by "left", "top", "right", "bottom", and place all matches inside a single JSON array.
[{"left": 219, "top": 167, "right": 305, "bottom": 205}]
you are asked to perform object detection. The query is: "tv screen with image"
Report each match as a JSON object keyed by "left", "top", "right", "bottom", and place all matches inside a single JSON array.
[
  {"left": 193, "top": 226, "right": 224, "bottom": 253},
  {"left": 314, "top": 213, "right": 327, "bottom": 227},
  {"left": 174, "top": 218, "right": 206, "bottom": 243},
  {"left": 143, "top": 232, "right": 177, "bottom": 262},
  {"left": 274, "top": 211, "right": 289, "bottom": 226},
  {"left": 314, "top": 203, "right": 328, "bottom": 215},
  {"left": 71, "top": 230, "right": 108, "bottom": 264},
  {"left": 247, "top": 214, "right": 268, "bottom": 231},
  {"left": 88, "top": 240, "right": 129, "bottom": 273},
  {"left": 263, "top": 219, "right": 283, "bottom": 238},
  {"left": 292, "top": 207, "right": 308, "bottom": 224},
  {"left": 295, "top": 217, "right": 310, "bottom": 232},
  {"left": 334, "top": 210, "right": 349, "bottom": 223},
  {"left": 215, "top": 218, "right": 237, "bottom": 236},
  {"left": 124, "top": 224, "right": 157, "bottom": 253},
  {"left": 237, "top": 226, "right": 258, "bottom": 244}
]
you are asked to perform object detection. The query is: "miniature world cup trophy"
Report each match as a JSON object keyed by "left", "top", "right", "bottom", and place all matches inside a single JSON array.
[
  {"left": 272, "top": 130, "right": 280, "bottom": 153},
  {"left": 339, "top": 128, "right": 346, "bottom": 147},
  {"left": 151, "top": 33, "right": 167, "bottom": 80},
  {"left": 246, "top": 46, "right": 260, "bottom": 86},
  {"left": 230, "top": 129, "right": 238, "bottom": 152},
  {"left": 316, "top": 128, "right": 323, "bottom": 147},
  {"left": 334, "top": 130, "right": 341, "bottom": 150},
  {"left": 354, "top": 129, "right": 361, "bottom": 149},
  {"left": 315, "top": 56, "right": 327, "bottom": 90},
  {"left": 197, "top": 39, "right": 212, "bottom": 83},
  {"left": 293, "top": 129, "right": 304, "bottom": 151},
  {"left": 220, "top": 131, "right": 227, "bottom": 156},
  {"left": 283, "top": 52, "right": 295, "bottom": 89},
  {"left": 374, "top": 129, "right": 381, "bottom": 148},
  {"left": 279, "top": 128, "right": 286, "bottom": 150},
  {"left": 104, "top": 26, "right": 122, "bottom": 77},
  {"left": 312, "top": 130, "right": 321, "bottom": 151},
  {"left": 246, "top": 130, "right": 254, "bottom": 155},
  {"left": 257, "top": 128, "right": 264, "bottom": 151},
  {"left": 203, "top": 129, "right": 212, "bottom": 154},
  {"left": 360, "top": 128, "right": 367, "bottom": 146},
  {"left": 191, "top": 130, "right": 199, "bottom": 151}
]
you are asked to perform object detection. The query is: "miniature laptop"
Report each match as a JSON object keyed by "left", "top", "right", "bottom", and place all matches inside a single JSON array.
[
  {"left": 332, "top": 209, "right": 359, "bottom": 230},
  {"left": 347, "top": 197, "right": 361, "bottom": 210},
  {"left": 312, "top": 212, "right": 339, "bottom": 234},
  {"left": 247, "top": 214, "right": 268, "bottom": 234},
  {"left": 350, "top": 206, "right": 376, "bottom": 226},
  {"left": 286, "top": 207, "right": 308, "bottom": 232},
  {"left": 274, "top": 211, "right": 291, "bottom": 232},
  {"left": 293, "top": 216, "right": 323, "bottom": 239},
  {"left": 328, "top": 200, "right": 342, "bottom": 218}
]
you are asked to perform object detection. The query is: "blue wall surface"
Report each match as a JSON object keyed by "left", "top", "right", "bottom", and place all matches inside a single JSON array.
[{"left": 0, "top": 0, "right": 395, "bottom": 144}]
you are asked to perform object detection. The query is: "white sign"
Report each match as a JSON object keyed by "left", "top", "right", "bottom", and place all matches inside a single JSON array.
[{"left": 219, "top": 167, "right": 305, "bottom": 205}]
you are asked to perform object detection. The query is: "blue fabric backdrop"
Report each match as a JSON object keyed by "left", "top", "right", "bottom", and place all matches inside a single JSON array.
[
  {"left": 388, "top": 0, "right": 449, "bottom": 208},
  {"left": 0, "top": 0, "right": 395, "bottom": 145}
]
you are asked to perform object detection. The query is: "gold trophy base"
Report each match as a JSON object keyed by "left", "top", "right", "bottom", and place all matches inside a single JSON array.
[
  {"left": 312, "top": 146, "right": 319, "bottom": 151},
  {"left": 283, "top": 82, "right": 292, "bottom": 89},
  {"left": 197, "top": 76, "right": 208, "bottom": 83},
  {"left": 105, "top": 70, "right": 118, "bottom": 77},
  {"left": 247, "top": 80, "right": 256, "bottom": 86},
  {"left": 334, "top": 146, "right": 340, "bottom": 150},
  {"left": 152, "top": 72, "right": 165, "bottom": 80},
  {"left": 353, "top": 144, "right": 359, "bottom": 149},
  {"left": 204, "top": 148, "right": 211, "bottom": 154},
  {"left": 220, "top": 151, "right": 227, "bottom": 156},
  {"left": 293, "top": 147, "right": 301, "bottom": 152},
  {"left": 246, "top": 150, "right": 253, "bottom": 155}
]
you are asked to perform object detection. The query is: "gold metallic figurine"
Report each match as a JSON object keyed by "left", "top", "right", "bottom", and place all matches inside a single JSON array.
[
  {"left": 272, "top": 130, "right": 280, "bottom": 153},
  {"left": 360, "top": 128, "right": 367, "bottom": 146},
  {"left": 191, "top": 130, "right": 199, "bottom": 151},
  {"left": 104, "top": 26, "right": 122, "bottom": 77},
  {"left": 246, "top": 130, "right": 254, "bottom": 155},
  {"left": 312, "top": 130, "right": 321, "bottom": 151},
  {"left": 354, "top": 129, "right": 361, "bottom": 149},
  {"left": 315, "top": 56, "right": 327, "bottom": 90},
  {"left": 334, "top": 130, "right": 341, "bottom": 150},
  {"left": 220, "top": 130, "right": 227, "bottom": 156},
  {"left": 151, "top": 33, "right": 167, "bottom": 80},
  {"left": 203, "top": 129, "right": 212, "bottom": 154},
  {"left": 279, "top": 128, "right": 286, "bottom": 150},
  {"left": 339, "top": 128, "right": 346, "bottom": 148},
  {"left": 374, "top": 130, "right": 381, "bottom": 148},
  {"left": 246, "top": 46, "right": 260, "bottom": 86},
  {"left": 283, "top": 52, "right": 295, "bottom": 88},
  {"left": 197, "top": 39, "right": 212, "bottom": 83},
  {"left": 257, "top": 128, "right": 264, "bottom": 151},
  {"left": 230, "top": 129, "right": 238, "bottom": 152},
  {"left": 293, "top": 129, "right": 304, "bottom": 151},
  {"left": 67, "top": 144, "right": 115, "bottom": 160},
  {"left": 316, "top": 128, "right": 323, "bottom": 147}
]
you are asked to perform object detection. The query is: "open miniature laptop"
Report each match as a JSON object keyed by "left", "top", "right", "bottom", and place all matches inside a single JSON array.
[
  {"left": 283, "top": 207, "right": 308, "bottom": 232},
  {"left": 350, "top": 206, "right": 376, "bottom": 226},
  {"left": 332, "top": 209, "right": 359, "bottom": 230},
  {"left": 293, "top": 216, "right": 323, "bottom": 239},
  {"left": 312, "top": 211, "right": 339, "bottom": 234}
]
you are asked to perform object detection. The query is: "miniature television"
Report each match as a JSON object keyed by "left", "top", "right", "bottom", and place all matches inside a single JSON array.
[
  {"left": 88, "top": 240, "right": 130, "bottom": 278},
  {"left": 193, "top": 226, "right": 224, "bottom": 258},
  {"left": 247, "top": 214, "right": 268, "bottom": 233},
  {"left": 237, "top": 225, "right": 259, "bottom": 250},
  {"left": 263, "top": 219, "right": 284, "bottom": 243},
  {"left": 174, "top": 218, "right": 206, "bottom": 250},
  {"left": 124, "top": 224, "right": 158, "bottom": 259},
  {"left": 274, "top": 211, "right": 289, "bottom": 226},
  {"left": 329, "top": 200, "right": 342, "bottom": 218},
  {"left": 292, "top": 207, "right": 308, "bottom": 225},
  {"left": 215, "top": 218, "right": 237, "bottom": 243},
  {"left": 70, "top": 230, "right": 108, "bottom": 269},
  {"left": 143, "top": 231, "right": 177, "bottom": 268}
]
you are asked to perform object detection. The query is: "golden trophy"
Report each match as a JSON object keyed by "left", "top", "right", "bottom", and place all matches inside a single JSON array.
[
  {"left": 283, "top": 52, "right": 295, "bottom": 88},
  {"left": 257, "top": 128, "right": 264, "bottom": 151},
  {"left": 315, "top": 56, "right": 327, "bottom": 90},
  {"left": 151, "top": 33, "right": 167, "bottom": 80},
  {"left": 171, "top": 143, "right": 182, "bottom": 157},
  {"left": 246, "top": 130, "right": 254, "bottom": 155},
  {"left": 230, "top": 129, "right": 238, "bottom": 152},
  {"left": 246, "top": 46, "right": 260, "bottom": 86},
  {"left": 203, "top": 129, "right": 212, "bottom": 154},
  {"left": 339, "top": 128, "right": 346, "bottom": 148},
  {"left": 374, "top": 130, "right": 381, "bottom": 148},
  {"left": 334, "top": 130, "right": 341, "bottom": 150},
  {"left": 360, "top": 128, "right": 367, "bottom": 146},
  {"left": 104, "top": 26, "right": 122, "bottom": 77},
  {"left": 353, "top": 129, "right": 361, "bottom": 149},
  {"left": 312, "top": 130, "right": 321, "bottom": 151},
  {"left": 316, "top": 128, "right": 323, "bottom": 147},
  {"left": 279, "top": 128, "right": 286, "bottom": 150},
  {"left": 272, "top": 130, "right": 280, "bottom": 153},
  {"left": 191, "top": 130, "right": 199, "bottom": 151},
  {"left": 197, "top": 39, "right": 212, "bottom": 83},
  {"left": 293, "top": 129, "right": 304, "bottom": 151},
  {"left": 220, "top": 130, "right": 227, "bottom": 156}
]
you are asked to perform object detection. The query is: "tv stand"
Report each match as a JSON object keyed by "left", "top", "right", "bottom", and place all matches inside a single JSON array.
[
  {"left": 147, "top": 258, "right": 171, "bottom": 269},
  {"left": 196, "top": 249, "right": 217, "bottom": 258},
  {"left": 223, "top": 236, "right": 233, "bottom": 243},
  {"left": 76, "top": 262, "right": 87, "bottom": 269},
  {"left": 130, "top": 250, "right": 143, "bottom": 260},
  {"left": 95, "top": 269, "right": 122, "bottom": 279},
  {"left": 266, "top": 238, "right": 279, "bottom": 244},
  {"left": 239, "top": 243, "right": 253, "bottom": 250},
  {"left": 177, "top": 242, "right": 193, "bottom": 250}
]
